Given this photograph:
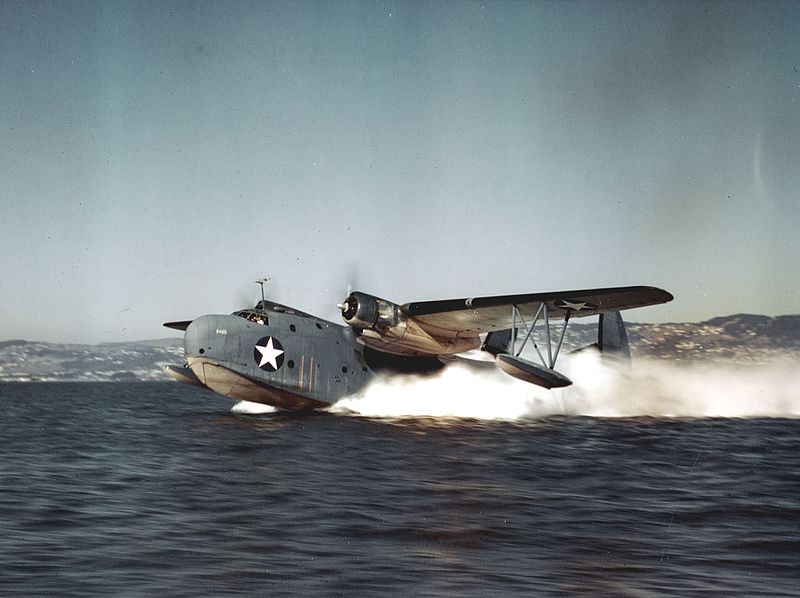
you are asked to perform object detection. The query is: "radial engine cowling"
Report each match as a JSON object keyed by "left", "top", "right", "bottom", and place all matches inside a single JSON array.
[
  {"left": 339, "top": 291, "right": 479, "bottom": 356},
  {"left": 340, "top": 292, "right": 399, "bottom": 332}
]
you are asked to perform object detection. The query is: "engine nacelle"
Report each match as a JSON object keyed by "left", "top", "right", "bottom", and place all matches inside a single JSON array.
[
  {"left": 339, "top": 291, "right": 479, "bottom": 356},
  {"left": 340, "top": 292, "right": 400, "bottom": 332}
]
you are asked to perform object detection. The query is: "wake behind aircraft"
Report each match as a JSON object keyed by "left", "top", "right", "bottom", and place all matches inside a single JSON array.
[{"left": 164, "top": 283, "right": 673, "bottom": 411}]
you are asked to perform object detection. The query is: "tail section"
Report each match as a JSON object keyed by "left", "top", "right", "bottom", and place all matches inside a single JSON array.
[
  {"left": 598, "top": 311, "right": 630, "bottom": 361},
  {"left": 482, "top": 311, "right": 631, "bottom": 361},
  {"left": 481, "top": 328, "right": 513, "bottom": 356}
]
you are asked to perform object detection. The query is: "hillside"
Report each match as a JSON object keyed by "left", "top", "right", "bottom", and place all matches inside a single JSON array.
[{"left": 562, "top": 314, "right": 800, "bottom": 362}]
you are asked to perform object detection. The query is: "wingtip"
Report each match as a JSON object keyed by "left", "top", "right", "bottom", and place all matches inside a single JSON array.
[{"left": 658, "top": 288, "right": 675, "bottom": 303}]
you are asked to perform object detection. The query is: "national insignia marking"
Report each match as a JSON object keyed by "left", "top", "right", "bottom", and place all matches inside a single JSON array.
[
  {"left": 254, "top": 336, "right": 285, "bottom": 371},
  {"left": 554, "top": 299, "right": 597, "bottom": 312}
]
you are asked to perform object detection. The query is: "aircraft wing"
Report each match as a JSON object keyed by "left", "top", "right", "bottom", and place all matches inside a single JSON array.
[{"left": 401, "top": 286, "right": 673, "bottom": 335}]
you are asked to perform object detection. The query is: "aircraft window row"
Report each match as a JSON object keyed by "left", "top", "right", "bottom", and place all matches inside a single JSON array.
[{"left": 234, "top": 311, "right": 269, "bottom": 326}]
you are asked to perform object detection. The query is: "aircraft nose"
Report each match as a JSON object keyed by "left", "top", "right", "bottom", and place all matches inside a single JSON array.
[{"left": 183, "top": 315, "right": 215, "bottom": 358}]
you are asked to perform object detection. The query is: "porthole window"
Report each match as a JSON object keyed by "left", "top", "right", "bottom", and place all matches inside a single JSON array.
[
  {"left": 315, "top": 322, "right": 322, "bottom": 329},
  {"left": 341, "top": 366, "right": 348, "bottom": 374},
  {"left": 289, "top": 324, "right": 296, "bottom": 332},
  {"left": 199, "top": 348, "right": 205, "bottom": 354},
  {"left": 287, "top": 360, "right": 295, "bottom": 369}
]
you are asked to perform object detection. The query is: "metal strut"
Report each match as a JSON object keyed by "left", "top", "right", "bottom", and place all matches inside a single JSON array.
[{"left": 508, "top": 303, "right": 572, "bottom": 370}]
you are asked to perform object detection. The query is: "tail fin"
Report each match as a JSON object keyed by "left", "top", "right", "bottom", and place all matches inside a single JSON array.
[{"left": 598, "top": 311, "right": 630, "bottom": 361}]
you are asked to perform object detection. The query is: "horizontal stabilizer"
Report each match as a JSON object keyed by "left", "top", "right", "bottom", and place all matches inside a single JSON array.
[
  {"left": 496, "top": 354, "right": 572, "bottom": 389},
  {"left": 569, "top": 343, "right": 599, "bottom": 355},
  {"left": 482, "top": 328, "right": 513, "bottom": 356},
  {"left": 163, "top": 320, "right": 193, "bottom": 331}
]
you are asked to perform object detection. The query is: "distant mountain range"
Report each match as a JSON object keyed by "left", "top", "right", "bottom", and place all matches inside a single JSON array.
[
  {"left": 574, "top": 314, "right": 800, "bottom": 362},
  {"left": 0, "top": 314, "right": 797, "bottom": 382},
  {"left": 0, "top": 338, "right": 183, "bottom": 382}
]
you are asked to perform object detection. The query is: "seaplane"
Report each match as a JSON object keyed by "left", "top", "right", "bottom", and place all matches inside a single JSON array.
[{"left": 164, "top": 281, "right": 673, "bottom": 411}]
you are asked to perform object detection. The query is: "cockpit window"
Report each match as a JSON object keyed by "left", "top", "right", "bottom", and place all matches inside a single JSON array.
[{"left": 233, "top": 311, "right": 269, "bottom": 325}]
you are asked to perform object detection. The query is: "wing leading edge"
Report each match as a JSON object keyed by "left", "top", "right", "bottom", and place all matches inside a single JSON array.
[{"left": 402, "top": 285, "right": 673, "bottom": 336}]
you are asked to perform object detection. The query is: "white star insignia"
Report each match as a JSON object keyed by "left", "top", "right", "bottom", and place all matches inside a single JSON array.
[
  {"left": 256, "top": 337, "right": 284, "bottom": 370},
  {"left": 560, "top": 300, "right": 589, "bottom": 311}
]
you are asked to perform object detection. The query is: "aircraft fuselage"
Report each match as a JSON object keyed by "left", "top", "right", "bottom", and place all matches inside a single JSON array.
[{"left": 179, "top": 302, "right": 372, "bottom": 410}]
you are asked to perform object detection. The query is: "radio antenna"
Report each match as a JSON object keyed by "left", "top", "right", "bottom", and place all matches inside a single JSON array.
[{"left": 255, "top": 278, "right": 271, "bottom": 304}]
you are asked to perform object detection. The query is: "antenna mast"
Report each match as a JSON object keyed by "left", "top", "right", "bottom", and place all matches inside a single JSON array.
[{"left": 255, "top": 277, "right": 271, "bottom": 305}]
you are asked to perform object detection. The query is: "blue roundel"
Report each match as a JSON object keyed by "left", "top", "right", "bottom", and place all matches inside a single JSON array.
[{"left": 253, "top": 336, "right": 285, "bottom": 371}]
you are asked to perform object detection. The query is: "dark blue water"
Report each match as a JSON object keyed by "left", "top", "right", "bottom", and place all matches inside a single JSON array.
[{"left": 1, "top": 382, "right": 799, "bottom": 596}]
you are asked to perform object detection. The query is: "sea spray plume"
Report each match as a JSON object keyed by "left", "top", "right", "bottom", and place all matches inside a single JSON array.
[
  {"left": 562, "top": 352, "right": 800, "bottom": 418},
  {"left": 331, "top": 352, "right": 800, "bottom": 420},
  {"left": 331, "top": 362, "right": 560, "bottom": 420},
  {"left": 231, "top": 401, "right": 276, "bottom": 414}
]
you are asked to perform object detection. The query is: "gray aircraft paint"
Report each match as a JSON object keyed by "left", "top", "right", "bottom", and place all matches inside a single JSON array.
[
  {"left": 182, "top": 301, "right": 372, "bottom": 409},
  {"left": 167, "top": 286, "right": 672, "bottom": 411}
]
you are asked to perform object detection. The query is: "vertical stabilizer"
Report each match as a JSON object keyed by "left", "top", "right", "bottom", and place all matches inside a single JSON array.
[{"left": 598, "top": 311, "right": 630, "bottom": 360}]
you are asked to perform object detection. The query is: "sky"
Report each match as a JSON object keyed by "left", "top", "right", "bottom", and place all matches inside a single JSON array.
[{"left": 2, "top": 0, "right": 799, "bottom": 344}]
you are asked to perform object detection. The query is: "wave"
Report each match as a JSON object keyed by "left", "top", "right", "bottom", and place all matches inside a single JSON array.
[{"left": 231, "top": 400, "right": 276, "bottom": 414}]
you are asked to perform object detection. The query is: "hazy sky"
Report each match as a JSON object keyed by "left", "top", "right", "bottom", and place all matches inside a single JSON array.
[{"left": 2, "top": 1, "right": 799, "bottom": 344}]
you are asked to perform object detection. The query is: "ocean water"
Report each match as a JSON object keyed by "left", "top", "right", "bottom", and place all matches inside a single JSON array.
[{"left": 2, "top": 362, "right": 800, "bottom": 596}]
